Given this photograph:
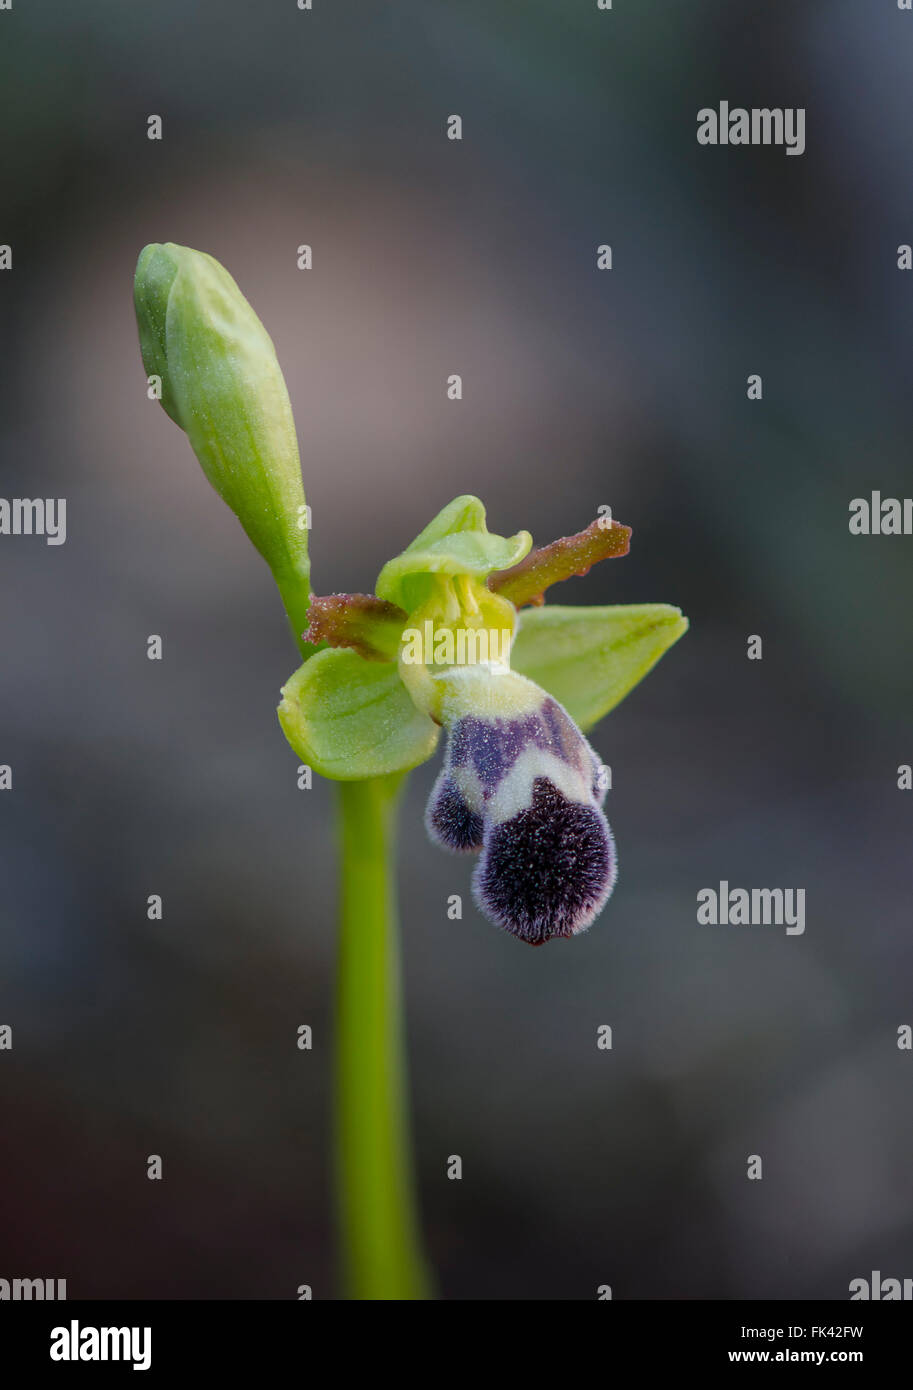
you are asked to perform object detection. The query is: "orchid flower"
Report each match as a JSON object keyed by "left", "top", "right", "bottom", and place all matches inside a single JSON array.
[{"left": 279, "top": 495, "right": 687, "bottom": 944}]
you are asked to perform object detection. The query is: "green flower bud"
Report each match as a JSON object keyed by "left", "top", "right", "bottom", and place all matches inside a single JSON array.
[{"left": 134, "top": 243, "right": 310, "bottom": 636}]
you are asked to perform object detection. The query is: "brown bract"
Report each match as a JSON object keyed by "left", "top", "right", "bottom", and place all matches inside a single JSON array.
[{"left": 305, "top": 592, "right": 406, "bottom": 661}]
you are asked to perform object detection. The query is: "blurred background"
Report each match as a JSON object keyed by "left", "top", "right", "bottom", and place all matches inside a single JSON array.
[{"left": 1, "top": 0, "right": 912, "bottom": 1299}]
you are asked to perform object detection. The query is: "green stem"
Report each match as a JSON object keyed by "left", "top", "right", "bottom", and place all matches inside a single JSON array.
[
  {"left": 335, "top": 775, "right": 431, "bottom": 1300},
  {"left": 275, "top": 564, "right": 313, "bottom": 660},
  {"left": 275, "top": 566, "right": 429, "bottom": 1297}
]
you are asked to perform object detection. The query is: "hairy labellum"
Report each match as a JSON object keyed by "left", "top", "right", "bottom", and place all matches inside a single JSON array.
[{"left": 425, "top": 668, "right": 617, "bottom": 944}]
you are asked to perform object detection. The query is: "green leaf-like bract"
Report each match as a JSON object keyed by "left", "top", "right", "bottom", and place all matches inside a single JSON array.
[{"left": 510, "top": 603, "right": 689, "bottom": 731}]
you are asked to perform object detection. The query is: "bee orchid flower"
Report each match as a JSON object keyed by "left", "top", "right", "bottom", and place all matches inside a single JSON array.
[{"left": 279, "top": 494, "right": 688, "bottom": 944}]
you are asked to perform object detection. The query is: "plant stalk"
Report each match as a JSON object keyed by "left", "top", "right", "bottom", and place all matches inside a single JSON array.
[
  {"left": 334, "top": 775, "right": 431, "bottom": 1299},
  {"left": 277, "top": 568, "right": 428, "bottom": 1297},
  {"left": 275, "top": 564, "right": 314, "bottom": 660}
]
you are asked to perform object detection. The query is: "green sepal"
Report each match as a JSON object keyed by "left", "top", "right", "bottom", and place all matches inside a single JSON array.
[
  {"left": 509, "top": 603, "right": 689, "bottom": 731},
  {"left": 278, "top": 649, "right": 441, "bottom": 781},
  {"left": 376, "top": 495, "right": 531, "bottom": 613}
]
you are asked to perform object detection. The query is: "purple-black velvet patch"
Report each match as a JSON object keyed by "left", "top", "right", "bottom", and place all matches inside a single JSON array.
[
  {"left": 426, "top": 775, "right": 485, "bottom": 852},
  {"left": 473, "top": 777, "right": 615, "bottom": 945}
]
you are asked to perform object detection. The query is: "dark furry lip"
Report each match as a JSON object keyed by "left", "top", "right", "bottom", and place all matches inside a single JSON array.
[
  {"left": 472, "top": 777, "right": 616, "bottom": 945},
  {"left": 426, "top": 690, "right": 617, "bottom": 944}
]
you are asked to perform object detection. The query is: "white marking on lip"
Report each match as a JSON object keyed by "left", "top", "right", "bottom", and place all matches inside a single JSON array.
[{"left": 452, "top": 747, "right": 591, "bottom": 825}]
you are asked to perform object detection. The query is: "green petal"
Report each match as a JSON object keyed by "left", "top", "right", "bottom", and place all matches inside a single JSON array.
[
  {"left": 278, "top": 649, "right": 440, "bottom": 780},
  {"left": 376, "top": 494, "right": 531, "bottom": 611},
  {"left": 510, "top": 603, "right": 688, "bottom": 731}
]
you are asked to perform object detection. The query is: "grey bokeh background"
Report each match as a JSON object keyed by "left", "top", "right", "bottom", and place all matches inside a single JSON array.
[{"left": 1, "top": 0, "right": 912, "bottom": 1298}]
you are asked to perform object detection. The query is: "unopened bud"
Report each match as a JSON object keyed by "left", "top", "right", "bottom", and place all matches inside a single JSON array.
[{"left": 134, "top": 242, "right": 310, "bottom": 610}]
